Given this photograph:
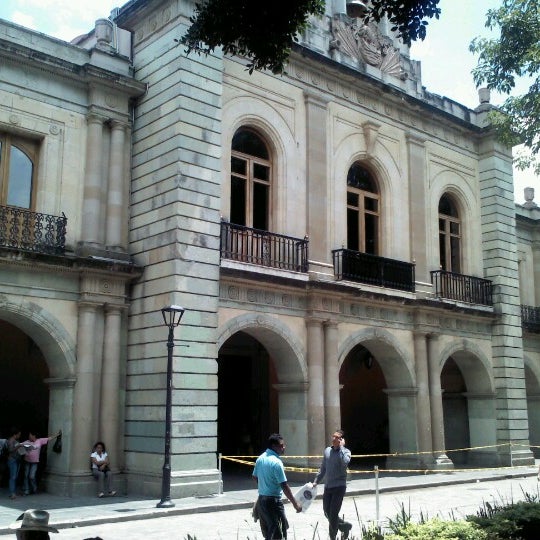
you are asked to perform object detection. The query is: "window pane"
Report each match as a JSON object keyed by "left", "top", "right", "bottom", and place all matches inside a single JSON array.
[
  {"left": 347, "top": 191, "right": 358, "bottom": 207},
  {"left": 364, "top": 213, "right": 378, "bottom": 255},
  {"left": 450, "top": 221, "right": 460, "bottom": 235},
  {"left": 231, "top": 156, "right": 246, "bottom": 176},
  {"left": 364, "top": 195, "right": 378, "bottom": 212},
  {"left": 450, "top": 236, "right": 461, "bottom": 273},
  {"left": 439, "top": 194, "right": 458, "bottom": 217},
  {"left": 230, "top": 176, "right": 246, "bottom": 225},
  {"left": 232, "top": 129, "right": 269, "bottom": 159},
  {"left": 439, "top": 233, "right": 447, "bottom": 270},
  {"left": 439, "top": 218, "right": 445, "bottom": 233},
  {"left": 253, "top": 163, "right": 269, "bottom": 181},
  {"left": 347, "top": 208, "right": 359, "bottom": 251},
  {"left": 347, "top": 163, "right": 377, "bottom": 193},
  {"left": 7, "top": 146, "right": 33, "bottom": 208},
  {"left": 252, "top": 182, "right": 268, "bottom": 230}
]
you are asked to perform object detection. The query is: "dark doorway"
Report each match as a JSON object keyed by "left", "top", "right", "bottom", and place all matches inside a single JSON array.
[
  {"left": 0, "top": 320, "right": 50, "bottom": 487},
  {"left": 442, "top": 357, "right": 469, "bottom": 465},
  {"left": 340, "top": 344, "right": 388, "bottom": 469},
  {"left": 218, "top": 331, "right": 279, "bottom": 489}
]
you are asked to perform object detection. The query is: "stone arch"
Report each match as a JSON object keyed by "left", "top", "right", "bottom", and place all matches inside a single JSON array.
[
  {"left": 438, "top": 338, "right": 494, "bottom": 394},
  {"left": 218, "top": 312, "right": 306, "bottom": 383},
  {"left": 0, "top": 297, "right": 76, "bottom": 378},
  {"left": 438, "top": 338, "right": 497, "bottom": 465},
  {"left": 338, "top": 327, "right": 414, "bottom": 387}
]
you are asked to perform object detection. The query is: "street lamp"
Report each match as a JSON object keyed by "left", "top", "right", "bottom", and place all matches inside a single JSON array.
[{"left": 157, "top": 304, "right": 185, "bottom": 508}]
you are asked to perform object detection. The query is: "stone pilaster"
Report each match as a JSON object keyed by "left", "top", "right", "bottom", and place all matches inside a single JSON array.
[
  {"left": 105, "top": 120, "right": 127, "bottom": 252},
  {"left": 324, "top": 321, "right": 340, "bottom": 439},
  {"left": 306, "top": 318, "right": 326, "bottom": 459},
  {"left": 413, "top": 331, "right": 433, "bottom": 466},
  {"left": 479, "top": 133, "right": 534, "bottom": 466},
  {"left": 80, "top": 113, "right": 105, "bottom": 247},
  {"left": 427, "top": 335, "right": 453, "bottom": 469}
]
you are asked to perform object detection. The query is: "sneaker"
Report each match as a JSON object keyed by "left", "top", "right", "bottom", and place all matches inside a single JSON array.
[
  {"left": 339, "top": 521, "right": 352, "bottom": 540},
  {"left": 108, "top": 490, "right": 116, "bottom": 496},
  {"left": 9, "top": 494, "right": 16, "bottom": 500},
  {"left": 98, "top": 492, "right": 104, "bottom": 498}
]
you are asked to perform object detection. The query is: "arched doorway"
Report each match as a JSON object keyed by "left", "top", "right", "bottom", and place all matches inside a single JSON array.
[
  {"left": 218, "top": 331, "right": 279, "bottom": 457},
  {"left": 441, "top": 357, "right": 469, "bottom": 464},
  {"left": 340, "top": 344, "right": 388, "bottom": 469},
  {"left": 0, "top": 319, "right": 50, "bottom": 487}
]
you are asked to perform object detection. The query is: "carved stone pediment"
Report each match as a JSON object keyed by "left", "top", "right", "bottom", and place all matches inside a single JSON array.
[{"left": 330, "top": 16, "right": 406, "bottom": 80}]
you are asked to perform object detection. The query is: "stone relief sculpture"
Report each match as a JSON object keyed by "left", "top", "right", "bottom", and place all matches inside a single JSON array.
[{"left": 330, "top": 15, "right": 406, "bottom": 80}]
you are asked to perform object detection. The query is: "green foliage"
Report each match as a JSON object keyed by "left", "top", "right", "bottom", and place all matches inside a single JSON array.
[
  {"left": 470, "top": 0, "right": 540, "bottom": 174},
  {"left": 180, "top": 0, "right": 441, "bottom": 75},
  {"left": 384, "top": 517, "right": 487, "bottom": 540},
  {"left": 367, "top": 0, "right": 441, "bottom": 46},
  {"left": 180, "top": 0, "right": 325, "bottom": 74},
  {"left": 467, "top": 500, "right": 540, "bottom": 540}
]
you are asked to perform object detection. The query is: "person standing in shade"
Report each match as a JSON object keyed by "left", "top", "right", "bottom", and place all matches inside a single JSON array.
[
  {"left": 21, "top": 429, "right": 61, "bottom": 495},
  {"left": 253, "top": 433, "right": 302, "bottom": 539},
  {"left": 313, "top": 429, "right": 352, "bottom": 540},
  {"left": 6, "top": 427, "right": 22, "bottom": 500}
]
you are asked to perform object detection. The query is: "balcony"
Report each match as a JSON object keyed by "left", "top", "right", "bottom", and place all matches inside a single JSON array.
[
  {"left": 332, "top": 248, "right": 415, "bottom": 292},
  {"left": 220, "top": 221, "right": 308, "bottom": 272},
  {"left": 0, "top": 205, "right": 67, "bottom": 255},
  {"left": 521, "top": 305, "right": 540, "bottom": 333},
  {"left": 430, "top": 270, "right": 493, "bottom": 306}
]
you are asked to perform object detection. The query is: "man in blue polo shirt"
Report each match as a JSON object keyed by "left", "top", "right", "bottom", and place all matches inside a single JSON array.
[{"left": 253, "top": 433, "right": 302, "bottom": 539}]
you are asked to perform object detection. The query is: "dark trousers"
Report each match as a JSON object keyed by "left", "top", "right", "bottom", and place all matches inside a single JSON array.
[
  {"left": 258, "top": 495, "right": 289, "bottom": 539},
  {"left": 323, "top": 485, "right": 347, "bottom": 540}
]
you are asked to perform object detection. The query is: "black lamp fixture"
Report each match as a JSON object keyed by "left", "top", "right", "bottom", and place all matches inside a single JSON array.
[
  {"left": 346, "top": 0, "right": 368, "bottom": 18},
  {"left": 157, "top": 305, "right": 185, "bottom": 508}
]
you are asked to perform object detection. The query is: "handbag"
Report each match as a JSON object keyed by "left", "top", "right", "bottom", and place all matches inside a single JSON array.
[{"left": 52, "top": 432, "right": 62, "bottom": 454}]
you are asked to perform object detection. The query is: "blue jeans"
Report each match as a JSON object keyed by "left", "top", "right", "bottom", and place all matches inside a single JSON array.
[
  {"left": 7, "top": 457, "right": 20, "bottom": 496},
  {"left": 24, "top": 462, "right": 38, "bottom": 494}
]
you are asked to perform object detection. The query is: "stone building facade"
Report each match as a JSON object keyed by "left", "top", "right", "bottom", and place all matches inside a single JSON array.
[{"left": 0, "top": 0, "right": 539, "bottom": 498}]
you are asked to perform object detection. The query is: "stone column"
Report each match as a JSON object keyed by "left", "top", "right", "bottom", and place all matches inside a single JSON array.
[
  {"left": 306, "top": 318, "right": 326, "bottom": 460},
  {"left": 71, "top": 302, "right": 100, "bottom": 473},
  {"left": 80, "top": 113, "right": 105, "bottom": 247},
  {"left": 413, "top": 331, "right": 433, "bottom": 467},
  {"left": 106, "top": 121, "right": 126, "bottom": 252},
  {"left": 324, "top": 321, "right": 340, "bottom": 438},
  {"left": 100, "top": 304, "right": 123, "bottom": 469},
  {"left": 427, "top": 335, "right": 453, "bottom": 469}
]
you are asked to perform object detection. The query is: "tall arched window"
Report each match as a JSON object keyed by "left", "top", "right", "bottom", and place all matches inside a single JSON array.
[
  {"left": 0, "top": 133, "right": 37, "bottom": 209},
  {"left": 438, "top": 194, "right": 461, "bottom": 273},
  {"left": 346, "top": 162, "right": 380, "bottom": 254},
  {"left": 230, "top": 128, "right": 271, "bottom": 230}
]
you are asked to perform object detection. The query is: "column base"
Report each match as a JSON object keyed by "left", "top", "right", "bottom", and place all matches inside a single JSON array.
[
  {"left": 431, "top": 453, "right": 454, "bottom": 471},
  {"left": 44, "top": 470, "right": 127, "bottom": 497},
  {"left": 126, "top": 468, "right": 222, "bottom": 499}
]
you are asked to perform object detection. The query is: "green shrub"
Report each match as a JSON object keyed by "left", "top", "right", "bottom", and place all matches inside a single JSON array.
[
  {"left": 467, "top": 500, "right": 540, "bottom": 540},
  {"left": 384, "top": 517, "right": 487, "bottom": 540}
]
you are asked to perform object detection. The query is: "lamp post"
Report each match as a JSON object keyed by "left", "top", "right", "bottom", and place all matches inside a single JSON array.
[{"left": 157, "top": 305, "right": 185, "bottom": 508}]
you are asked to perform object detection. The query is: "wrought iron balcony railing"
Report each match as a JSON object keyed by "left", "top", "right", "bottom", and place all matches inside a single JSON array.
[
  {"left": 521, "top": 305, "right": 540, "bottom": 333},
  {"left": 430, "top": 270, "right": 493, "bottom": 306},
  {"left": 0, "top": 205, "right": 67, "bottom": 255},
  {"left": 332, "top": 248, "right": 415, "bottom": 292},
  {"left": 220, "top": 221, "right": 308, "bottom": 272}
]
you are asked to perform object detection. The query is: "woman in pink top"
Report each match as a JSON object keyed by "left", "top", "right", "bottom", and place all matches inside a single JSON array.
[{"left": 21, "top": 429, "right": 61, "bottom": 496}]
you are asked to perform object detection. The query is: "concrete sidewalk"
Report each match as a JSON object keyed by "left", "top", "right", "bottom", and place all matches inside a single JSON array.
[{"left": 0, "top": 464, "right": 538, "bottom": 535}]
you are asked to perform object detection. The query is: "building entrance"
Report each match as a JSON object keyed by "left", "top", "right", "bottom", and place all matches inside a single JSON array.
[{"left": 340, "top": 344, "right": 388, "bottom": 469}]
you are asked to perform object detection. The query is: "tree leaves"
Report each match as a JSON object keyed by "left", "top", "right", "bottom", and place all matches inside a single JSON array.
[{"left": 470, "top": 0, "right": 540, "bottom": 174}]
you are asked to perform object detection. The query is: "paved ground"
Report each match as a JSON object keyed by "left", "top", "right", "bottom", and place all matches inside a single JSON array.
[{"left": 0, "top": 464, "right": 539, "bottom": 539}]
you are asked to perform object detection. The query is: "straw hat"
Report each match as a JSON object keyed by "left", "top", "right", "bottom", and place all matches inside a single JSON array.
[{"left": 10, "top": 510, "right": 59, "bottom": 533}]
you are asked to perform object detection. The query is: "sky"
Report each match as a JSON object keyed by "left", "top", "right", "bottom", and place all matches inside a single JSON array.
[{"left": 0, "top": 0, "right": 536, "bottom": 202}]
